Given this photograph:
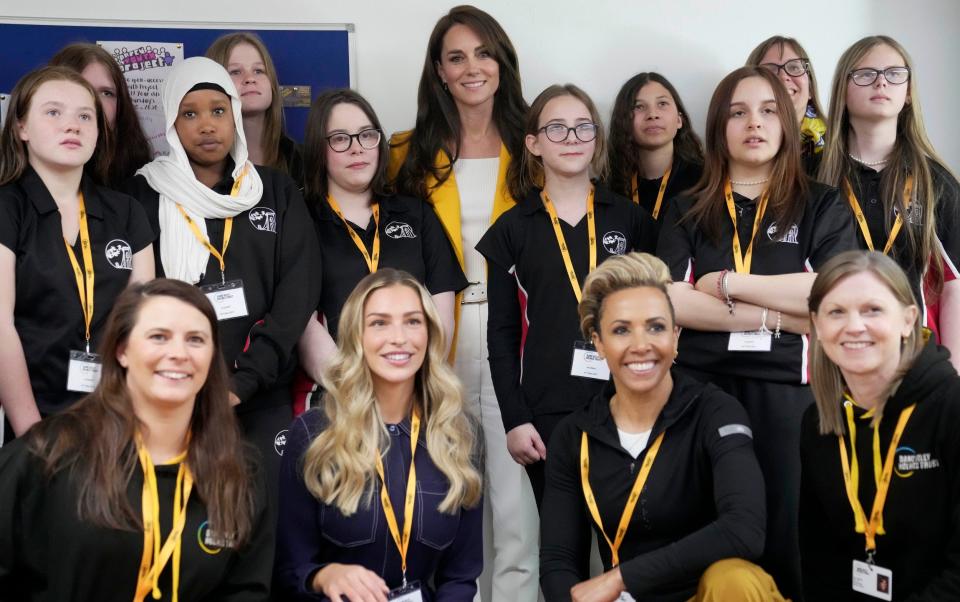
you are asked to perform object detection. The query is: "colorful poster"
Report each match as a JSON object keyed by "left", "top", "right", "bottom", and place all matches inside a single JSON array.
[{"left": 97, "top": 41, "right": 184, "bottom": 158}]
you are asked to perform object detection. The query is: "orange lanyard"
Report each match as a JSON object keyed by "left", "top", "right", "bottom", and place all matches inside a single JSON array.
[
  {"left": 327, "top": 195, "right": 380, "bottom": 273},
  {"left": 134, "top": 435, "right": 193, "bottom": 602},
  {"left": 843, "top": 176, "right": 914, "bottom": 255},
  {"left": 176, "top": 166, "right": 248, "bottom": 283},
  {"left": 580, "top": 430, "right": 665, "bottom": 566},
  {"left": 631, "top": 165, "right": 673, "bottom": 219},
  {"left": 837, "top": 401, "right": 915, "bottom": 554},
  {"left": 724, "top": 180, "right": 769, "bottom": 274},
  {"left": 375, "top": 411, "right": 420, "bottom": 586},
  {"left": 541, "top": 189, "right": 596, "bottom": 304},
  {"left": 63, "top": 193, "right": 94, "bottom": 351}
]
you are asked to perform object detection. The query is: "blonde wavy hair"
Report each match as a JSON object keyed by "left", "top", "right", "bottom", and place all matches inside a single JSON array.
[
  {"left": 301, "top": 269, "right": 482, "bottom": 515},
  {"left": 579, "top": 252, "right": 675, "bottom": 340}
]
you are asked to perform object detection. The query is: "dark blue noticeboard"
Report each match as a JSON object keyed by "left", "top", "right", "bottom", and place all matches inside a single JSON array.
[{"left": 0, "top": 22, "right": 353, "bottom": 142}]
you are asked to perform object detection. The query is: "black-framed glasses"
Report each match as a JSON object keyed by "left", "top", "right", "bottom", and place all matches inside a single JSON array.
[
  {"left": 538, "top": 122, "right": 599, "bottom": 143},
  {"left": 848, "top": 66, "right": 910, "bottom": 87},
  {"left": 759, "top": 58, "right": 810, "bottom": 77},
  {"left": 325, "top": 128, "right": 382, "bottom": 152}
]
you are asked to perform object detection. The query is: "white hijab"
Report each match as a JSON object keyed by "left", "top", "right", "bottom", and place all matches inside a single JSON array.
[{"left": 136, "top": 56, "right": 263, "bottom": 284}]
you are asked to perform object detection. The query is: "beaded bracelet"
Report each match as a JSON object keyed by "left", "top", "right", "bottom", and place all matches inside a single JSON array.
[
  {"left": 720, "top": 270, "right": 735, "bottom": 314},
  {"left": 774, "top": 311, "right": 782, "bottom": 339}
]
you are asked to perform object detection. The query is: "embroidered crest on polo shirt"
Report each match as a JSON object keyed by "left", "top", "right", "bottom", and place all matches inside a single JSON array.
[
  {"left": 895, "top": 446, "right": 940, "bottom": 477},
  {"left": 894, "top": 203, "right": 923, "bottom": 226},
  {"left": 274, "top": 429, "right": 288, "bottom": 456},
  {"left": 385, "top": 221, "right": 416, "bottom": 239},
  {"left": 766, "top": 222, "right": 799, "bottom": 244},
  {"left": 197, "top": 519, "right": 237, "bottom": 554},
  {"left": 104, "top": 239, "right": 133, "bottom": 270},
  {"left": 602, "top": 231, "right": 627, "bottom": 255},
  {"left": 248, "top": 207, "right": 277, "bottom": 233}
]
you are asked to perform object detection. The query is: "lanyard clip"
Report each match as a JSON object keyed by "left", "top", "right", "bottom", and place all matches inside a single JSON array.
[
  {"left": 220, "top": 271, "right": 226, "bottom": 285},
  {"left": 402, "top": 572, "right": 407, "bottom": 588},
  {"left": 866, "top": 548, "right": 876, "bottom": 565},
  {"left": 85, "top": 338, "right": 90, "bottom": 354}
]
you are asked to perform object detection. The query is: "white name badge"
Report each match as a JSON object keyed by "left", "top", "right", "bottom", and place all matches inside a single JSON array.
[
  {"left": 571, "top": 341, "right": 610, "bottom": 380},
  {"left": 67, "top": 350, "right": 102, "bottom": 393},
  {"left": 387, "top": 581, "right": 423, "bottom": 601},
  {"left": 618, "top": 592, "right": 637, "bottom": 601},
  {"left": 200, "top": 279, "right": 249, "bottom": 321},
  {"left": 728, "top": 330, "right": 772, "bottom": 352},
  {"left": 852, "top": 559, "right": 893, "bottom": 600}
]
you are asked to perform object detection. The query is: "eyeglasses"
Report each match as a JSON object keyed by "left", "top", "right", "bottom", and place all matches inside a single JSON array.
[
  {"left": 759, "top": 58, "right": 810, "bottom": 78},
  {"left": 325, "top": 128, "right": 382, "bottom": 152},
  {"left": 538, "top": 123, "right": 599, "bottom": 143},
  {"left": 848, "top": 66, "right": 910, "bottom": 87}
]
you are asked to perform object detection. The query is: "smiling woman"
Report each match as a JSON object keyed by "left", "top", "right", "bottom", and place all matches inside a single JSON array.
[
  {"left": 0, "top": 278, "right": 274, "bottom": 601},
  {"left": 801, "top": 250, "right": 960, "bottom": 601}
]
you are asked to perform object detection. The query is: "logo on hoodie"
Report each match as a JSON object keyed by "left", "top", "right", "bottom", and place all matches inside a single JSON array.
[
  {"left": 249, "top": 207, "right": 277, "bottom": 233},
  {"left": 895, "top": 446, "right": 940, "bottom": 477}
]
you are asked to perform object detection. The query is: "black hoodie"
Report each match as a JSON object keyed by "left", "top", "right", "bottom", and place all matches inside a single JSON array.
[
  {"left": 800, "top": 341, "right": 960, "bottom": 601},
  {"left": 540, "top": 370, "right": 766, "bottom": 601}
]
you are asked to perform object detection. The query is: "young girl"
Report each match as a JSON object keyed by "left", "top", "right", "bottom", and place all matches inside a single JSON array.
[
  {"left": 49, "top": 43, "right": 153, "bottom": 187},
  {"left": 0, "top": 66, "right": 154, "bottom": 440},
  {"left": 276, "top": 269, "right": 482, "bottom": 601},
  {"left": 388, "top": 7, "right": 538, "bottom": 599},
  {"left": 298, "top": 89, "right": 465, "bottom": 384},
  {"left": 477, "top": 84, "right": 658, "bottom": 504},
  {"left": 206, "top": 32, "right": 304, "bottom": 187},
  {"left": 607, "top": 72, "right": 704, "bottom": 219},
  {"left": 818, "top": 35, "right": 960, "bottom": 369},
  {"left": 0, "top": 279, "right": 273, "bottom": 600},
  {"left": 746, "top": 35, "right": 828, "bottom": 175},
  {"left": 656, "top": 66, "right": 857, "bottom": 598},
  {"left": 120, "top": 57, "right": 318, "bottom": 479}
]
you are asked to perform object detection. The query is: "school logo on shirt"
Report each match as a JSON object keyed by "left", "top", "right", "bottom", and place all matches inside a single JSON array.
[
  {"left": 248, "top": 207, "right": 277, "bottom": 233},
  {"left": 274, "top": 429, "right": 288, "bottom": 456},
  {"left": 197, "top": 520, "right": 236, "bottom": 554},
  {"left": 104, "top": 239, "right": 133, "bottom": 270},
  {"left": 602, "top": 231, "right": 627, "bottom": 255},
  {"left": 895, "top": 446, "right": 940, "bottom": 477},
  {"left": 385, "top": 221, "right": 416, "bottom": 239},
  {"left": 766, "top": 222, "right": 799, "bottom": 244},
  {"left": 894, "top": 203, "right": 924, "bottom": 226}
]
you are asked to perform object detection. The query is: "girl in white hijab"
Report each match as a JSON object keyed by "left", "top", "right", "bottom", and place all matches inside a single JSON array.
[{"left": 123, "top": 56, "right": 320, "bottom": 482}]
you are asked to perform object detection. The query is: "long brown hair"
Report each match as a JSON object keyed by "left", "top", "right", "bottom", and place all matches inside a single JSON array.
[
  {"left": 817, "top": 35, "right": 954, "bottom": 298},
  {"left": 303, "top": 89, "right": 390, "bottom": 203},
  {"left": 684, "top": 67, "right": 808, "bottom": 244},
  {"left": 392, "top": 5, "right": 528, "bottom": 200},
  {"left": 606, "top": 72, "right": 704, "bottom": 199},
  {"left": 808, "top": 251, "right": 923, "bottom": 435},
  {"left": 25, "top": 279, "right": 257, "bottom": 545},
  {"left": 206, "top": 32, "right": 291, "bottom": 173},
  {"left": 49, "top": 44, "right": 151, "bottom": 187},
  {"left": 745, "top": 35, "right": 826, "bottom": 121},
  {"left": 0, "top": 66, "right": 111, "bottom": 186},
  {"left": 514, "top": 84, "right": 608, "bottom": 199}
]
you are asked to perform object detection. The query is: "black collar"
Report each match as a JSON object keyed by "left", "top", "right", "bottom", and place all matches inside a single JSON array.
[
  {"left": 22, "top": 166, "right": 103, "bottom": 219},
  {"left": 518, "top": 182, "right": 615, "bottom": 216},
  {"left": 314, "top": 193, "right": 412, "bottom": 223}
]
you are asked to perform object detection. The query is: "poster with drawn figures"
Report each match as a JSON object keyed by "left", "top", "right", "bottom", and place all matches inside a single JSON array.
[
  {"left": 0, "top": 93, "right": 10, "bottom": 129},
  {"left": 98, "top": 41, "right": 183, "bottom": 158}
]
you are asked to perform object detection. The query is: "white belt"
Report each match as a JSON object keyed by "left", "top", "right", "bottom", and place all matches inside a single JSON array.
[{"left": 461, "top": 282, "right": 487, "bottom": 304}]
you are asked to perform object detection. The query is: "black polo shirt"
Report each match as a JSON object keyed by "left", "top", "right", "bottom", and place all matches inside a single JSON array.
[
  {"left": 633, "top": 158, "right": 703, "bottom": 220},
  {"left": 122, "top": 165, "right": 320, "bottom": 411},
  {"left": 847, "top": 161, "right": 960, "bottom": 313},
  {"left": 657, "top": 180, "right": 858, "bottom": 384},
  {"left": 476, "top": 185, "right": 658, "bottom": 431},
  {"left": 0, "top": 167, "right": 153, "bottom": 413},
  {"left": 309, "top": 193, "right": 467, "bottom": 341}
]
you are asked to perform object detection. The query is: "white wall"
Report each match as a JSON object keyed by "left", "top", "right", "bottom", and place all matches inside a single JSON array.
[{"left": 6, "top": 0, "right": 959, "bottom": 169}]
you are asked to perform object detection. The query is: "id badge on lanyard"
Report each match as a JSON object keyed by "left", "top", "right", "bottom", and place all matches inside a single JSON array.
[
  {"left": 200, "top": 279, "right": 249, "bottom": 321},
  {"left": 67, "top": 350, "right": 102, "bottom": 392},
  {"left": 728, "top": 330, "right": 772, "bottom": 351},
  {"left": 852, "top": 560, "right": 893, "bottom": 600},
  {"left": 570, "top": 341, "right": 610, "bottom": 380},
  {"left": 617, "top": 592, "right": 637, "bottom": 601},
  {"left": 387, "top": 581, "right": 424, "bottom": 601}
]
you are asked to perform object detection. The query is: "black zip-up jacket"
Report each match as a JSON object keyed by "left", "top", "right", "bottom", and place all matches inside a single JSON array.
[
  {"left": 540, "top": 371, "right": 766, "bottom": 601},
  {"left": 122, "top": 165, "right": 320, "bottom": 411},
  {"left": 800, "top": 341, "right": 960, "bottom": 601}
]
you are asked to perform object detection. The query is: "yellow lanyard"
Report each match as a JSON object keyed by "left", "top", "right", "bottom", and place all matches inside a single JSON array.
[
  {"left": 724, "top": 180, "right": 769, "bottom": 274},
  {"left": 176, "top": 166, "right": 248, "bottom": 283},
  {"left": 327, "top": 195, "right": 380, "bottom": 273},
  {"left": 541, "top": 188, "right": 596, "bottom": 304},
  {"left": 375, "top": 411, "right": 420, "bottom": 585},
  {"left": 631, "top": 165, "right": 673, "bottom": 219},
  {"left": 134, "top": 434, "right": 193, "bottom": 602},
  {"left": 842, "top": 176, "right": 914, "bottom": 255},
  {"left": 63, "top": 193, "right": 95, "bottom": 352},
  {"left": 837, "top": 401, "right": 916, "bottom": 554},
  {"left": 580, "top": 430, "right": 665, "bottom": 566}
]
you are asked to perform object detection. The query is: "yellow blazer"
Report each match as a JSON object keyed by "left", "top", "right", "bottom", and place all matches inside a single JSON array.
[{"left": 388, "top": 130, "right": 517, "bottom": 359}]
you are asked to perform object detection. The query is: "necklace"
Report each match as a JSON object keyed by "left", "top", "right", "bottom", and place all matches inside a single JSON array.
[
  {"left": 730, "top": 178, "right": 769, "bottom": 186},
  {"left": 849, "top": 153, "right": 889, "bottom": 167}
]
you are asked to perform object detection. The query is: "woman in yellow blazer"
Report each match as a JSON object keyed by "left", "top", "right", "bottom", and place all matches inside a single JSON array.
[{"left": 388, "top": 6, "right": 537, "bottom": 601}]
